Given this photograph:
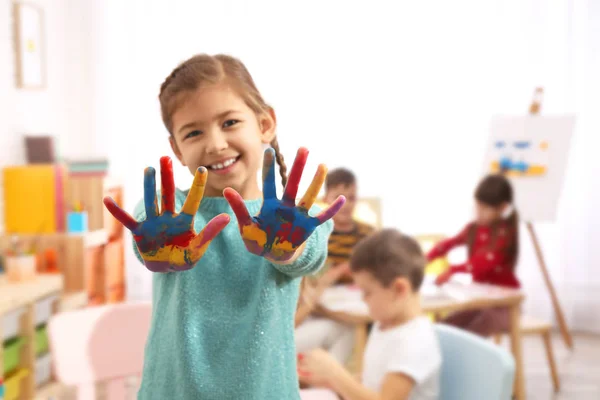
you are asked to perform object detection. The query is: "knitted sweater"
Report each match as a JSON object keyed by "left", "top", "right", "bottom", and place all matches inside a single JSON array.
[{"left": 133, "top": 191, "right": 332, "bottom": 399}]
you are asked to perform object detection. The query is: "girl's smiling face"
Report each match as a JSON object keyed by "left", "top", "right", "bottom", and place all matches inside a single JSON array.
[{"left": 169, "top": 82, "right": 276, "bottom": 199}]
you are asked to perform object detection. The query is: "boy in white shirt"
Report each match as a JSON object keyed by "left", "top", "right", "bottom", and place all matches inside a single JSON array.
[{"left": 298, "top": 229, "right": 441, "bottom": 400}]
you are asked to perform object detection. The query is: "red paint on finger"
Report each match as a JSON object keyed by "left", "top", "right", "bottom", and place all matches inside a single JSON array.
[
  {"left": 103, "top": 197, "right": 138, "bottom": 231},
  {"left": 160, "top": 156, "right": 175, "bottom": 213},
  {"left": 223, "top": 188, "right": 252, "bottom": 225},
  {"left": 282, "top": 147, "right": 309, "bottom": 203}
]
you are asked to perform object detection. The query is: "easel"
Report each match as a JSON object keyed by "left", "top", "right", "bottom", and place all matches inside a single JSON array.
[{"left": 523, "top": 87, "right": 574, "bottom": 349}]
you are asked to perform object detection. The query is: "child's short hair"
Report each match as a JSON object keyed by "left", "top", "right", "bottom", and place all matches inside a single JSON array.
[
  {"left": 350, "top": 229, "right": 426, "bottom": 291},
  {"left": 325, "top": 168, "right": 356, "bottom": 190}
]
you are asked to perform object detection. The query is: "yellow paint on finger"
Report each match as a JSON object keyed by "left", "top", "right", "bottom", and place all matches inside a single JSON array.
[
  {"left": 298, "top": 164, "right": 327, "bottom": 209},
  {"left": 181, "top": 170, "right": 207, "bottom": 215}
]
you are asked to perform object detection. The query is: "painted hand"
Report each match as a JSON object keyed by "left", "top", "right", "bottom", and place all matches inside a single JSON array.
[
  {"left": 103, "top": 157, "right": 230, "bottom": 272},
  {"left": 224, "top": 147, "right": 345, "bottom": 263}
]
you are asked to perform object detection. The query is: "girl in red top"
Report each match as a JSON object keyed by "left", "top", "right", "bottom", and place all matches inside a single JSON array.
[{"left": 427, "top": 174, "right": 519, "bottom": 336}]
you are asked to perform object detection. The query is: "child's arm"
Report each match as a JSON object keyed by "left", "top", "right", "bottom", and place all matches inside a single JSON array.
[
  {"left": 455, "top": 220, "right": 517, "bottom": 278},
  {"left": 426, "top": 223, "right": 472, "bottom": 261},
  {"left": 298, "top": 350, "right": 413, "bottom": 400}
]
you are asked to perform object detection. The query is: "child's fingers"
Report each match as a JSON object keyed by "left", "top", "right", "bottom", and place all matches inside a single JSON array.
[
  {"left": 181, "top": 167, "right": 207, "bottom": 216},
  {"left": 194, "top": 213, "right": 231, "bottom": 248},
  {"left": 282, "top": 147, "right": 309, "bottom": 205},
  {"left": 298, "top": 164, "right": 327, "bottom": 210},
  {"left": 314, "top": 195, "right": 346, "bottom": 224},
  {"left": 144, "top": 167, "right": 159, "bottom": 218},
  {"left": 223, "top": 188, "right": 252, "bottom": 226},
  {"left": 262, "top": 148, "right": 277, "bottom": 199},
  {"left": 103, "top": 197, "right": 138, "bottom": 231},
  {"left": 160, "top": 156, "right": 176, "bottom": 214}
]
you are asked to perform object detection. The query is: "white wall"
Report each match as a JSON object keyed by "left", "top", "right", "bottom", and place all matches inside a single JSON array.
[
  {"left": 93, "top": 0, "right": 600, "bottom": 333},
  {"left": 0, "top": 0, "right": 98, "bottom": 232},
  {"left": 2, "top": 0, "right": 598, "bottom": 332}
]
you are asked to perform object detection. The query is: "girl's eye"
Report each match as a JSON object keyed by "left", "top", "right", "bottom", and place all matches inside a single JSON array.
[
  {"left": 185, "top": 130, "right": 202, "bottom": 140},
  {"left": 223, "top": 119, "right": 239, "bottom": 128}
]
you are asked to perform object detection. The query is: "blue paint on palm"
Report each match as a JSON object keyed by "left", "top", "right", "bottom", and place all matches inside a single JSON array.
[
  {"left": 253, "top": 198, "right": 316, "bottom": 255},
  {"left": 132, "top": 166, "right": 195, "bottom": 254}
]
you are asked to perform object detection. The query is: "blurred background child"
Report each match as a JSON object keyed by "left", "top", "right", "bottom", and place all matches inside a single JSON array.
[{"left": 427, "top": 174, "right": 520, "bottom": 336}]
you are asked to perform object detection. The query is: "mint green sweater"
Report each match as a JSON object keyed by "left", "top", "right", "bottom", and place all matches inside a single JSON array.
[{"left": 133, "top": 190, "right": 332, "bottom": 399}]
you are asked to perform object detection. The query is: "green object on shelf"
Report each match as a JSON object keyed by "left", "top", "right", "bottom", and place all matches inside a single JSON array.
[
  {"left": 34, "top": 325, "right": 49, "bottom": 356},
  {"left": 2, "top": 337, "right": 24, "bottom": 376}
]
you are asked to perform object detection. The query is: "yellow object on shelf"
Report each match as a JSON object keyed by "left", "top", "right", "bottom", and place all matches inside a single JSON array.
[
  {"left": 4, "top": 369, "right": 29, "bottom": 400},
  {"left": 3, "top": 164, "right": 67, "bottom": 234},
  {"left": 425, "top": 257, "right": 449, "bottom": 276}
]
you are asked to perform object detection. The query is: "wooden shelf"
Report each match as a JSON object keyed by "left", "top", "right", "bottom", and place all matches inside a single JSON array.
[{"left": 0, "top": 275, "right": 64, "bottom": 399}]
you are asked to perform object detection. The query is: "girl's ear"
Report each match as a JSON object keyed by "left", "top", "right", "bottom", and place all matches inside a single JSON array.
[
  {"left": 169, "top": 136, "right": 186, "bottom": 166},
  {"left": 259, "top": 108, "right": 277, "bottom": 144}
]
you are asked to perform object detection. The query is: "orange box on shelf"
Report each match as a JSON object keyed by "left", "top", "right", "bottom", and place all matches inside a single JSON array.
[
  {"left": 86, "top": 245, "right": 106, "bottom": 306},
  {"left": 105, "top": 239, "right": 125, "bottom": 303}
]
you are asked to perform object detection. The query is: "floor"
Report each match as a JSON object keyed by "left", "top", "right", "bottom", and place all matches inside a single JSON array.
[
  {"left": 512, "top": 332, "right": 600, "bottom": 400},
  {"left": 42, "top": 332, "right": 599, "bottom": 400}
]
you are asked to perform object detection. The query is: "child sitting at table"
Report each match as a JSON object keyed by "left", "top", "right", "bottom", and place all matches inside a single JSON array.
[
  {"left": 324, "top": 168, "right": 375, "bottom": 285},
  {"left": 295, "top": 265, "right": 355, "bottom": 365},
  {"left": 427, "top": 173, "right": 520, "bottom": 336},
  {"left": 298, "top": 229, "right": 441, "bottom": 400}
]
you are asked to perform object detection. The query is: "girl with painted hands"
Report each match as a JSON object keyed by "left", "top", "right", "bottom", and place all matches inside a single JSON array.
[{"left": 103, "top": 54, "right": 345, "bottom": 400}]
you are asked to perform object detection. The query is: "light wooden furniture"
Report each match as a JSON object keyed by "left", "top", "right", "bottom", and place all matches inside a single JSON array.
[
  {"left": 0, "top": 275, "right": 63, "bottom": 399},
  {"left": 68, "top": 176, "right": 126, "bottom": 304},
  {"left": 494, "top": 315, "right": 560, "bottom": 393},
  {"left": 0, "top": 230, "right": 108, "bottom": 298},
  {"left": 48, "top": 302, "right": 152, "bottom": 400},
  {"left": 320, "top": 283, "right": 527, "bottom": 400}
]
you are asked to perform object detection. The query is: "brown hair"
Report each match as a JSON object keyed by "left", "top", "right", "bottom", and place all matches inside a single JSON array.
[
  {"left": 468, "top": 174, "right": 519, "bottom": 266},
  {"left": 325, "top": 168, "right": 356, "bottom": 190},
  {"left": 158, "top": 54, "right": 288, "bottom": 187},
  {"left": 350, "top": 229, "right": 426, "bottom": 291}
]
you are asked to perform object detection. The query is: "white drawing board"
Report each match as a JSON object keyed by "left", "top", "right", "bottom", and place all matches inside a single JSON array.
[{"left": 482, "top": 115, "right": 576, "bottom": 222}]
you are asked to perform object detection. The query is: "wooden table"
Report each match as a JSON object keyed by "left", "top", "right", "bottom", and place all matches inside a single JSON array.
[
  {"left": 0, "top": 274, "right": 64, "bottom": 400},
  {"left": 319, "top": 281, "right": 526, "bottom": 400}
]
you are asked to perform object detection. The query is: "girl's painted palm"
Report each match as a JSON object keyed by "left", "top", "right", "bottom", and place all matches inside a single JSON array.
[
  {"left": 103, "top": 157, "right": 230, "bottom": 272},
  {"left": 224, "top": 148, "right": 345, "bottom": 263}
]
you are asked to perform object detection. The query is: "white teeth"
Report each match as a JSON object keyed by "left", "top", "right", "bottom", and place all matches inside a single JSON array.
[{"left": 209, "top": 157, "right": 237, "bottom": 170}]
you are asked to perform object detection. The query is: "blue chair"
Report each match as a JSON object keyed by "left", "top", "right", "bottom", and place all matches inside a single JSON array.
[{"left": 436, "top": 324, "right": 515, "bottom": 400}]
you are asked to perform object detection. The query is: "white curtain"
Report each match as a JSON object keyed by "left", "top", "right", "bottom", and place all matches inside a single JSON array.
[{"left": 90, "top": 0, "right": 600, "bottom": 332}]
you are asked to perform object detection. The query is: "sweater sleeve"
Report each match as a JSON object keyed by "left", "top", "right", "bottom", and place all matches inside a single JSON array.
[
  {"left": 467, "top": 222, "right": 516, "bottom": 278},
  {"left": 426, "top": 224, "right": 471, "bottom": 261},
  {"left": 269, "top": 205, "right": 334, "bottom": 278}
]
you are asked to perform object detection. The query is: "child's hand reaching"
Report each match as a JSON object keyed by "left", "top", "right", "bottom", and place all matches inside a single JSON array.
[
  {"left": 224, "top": 147, "right": 345, "bottom": 263},
  {"left": 103, "top": 156, "right": 230, "bottom": 272},
  {"left": 297, "top": 349, "right": 345, "bottom": 388}
]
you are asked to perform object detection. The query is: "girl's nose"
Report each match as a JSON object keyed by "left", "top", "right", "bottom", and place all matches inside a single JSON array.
[{"left": 205, "top": 130, "right": 228, "bottom": 154}]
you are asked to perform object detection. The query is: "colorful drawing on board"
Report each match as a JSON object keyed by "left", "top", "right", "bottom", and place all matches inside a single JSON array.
[{"left": 489, "top": 139, "right": 549, "bottom": 177}]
